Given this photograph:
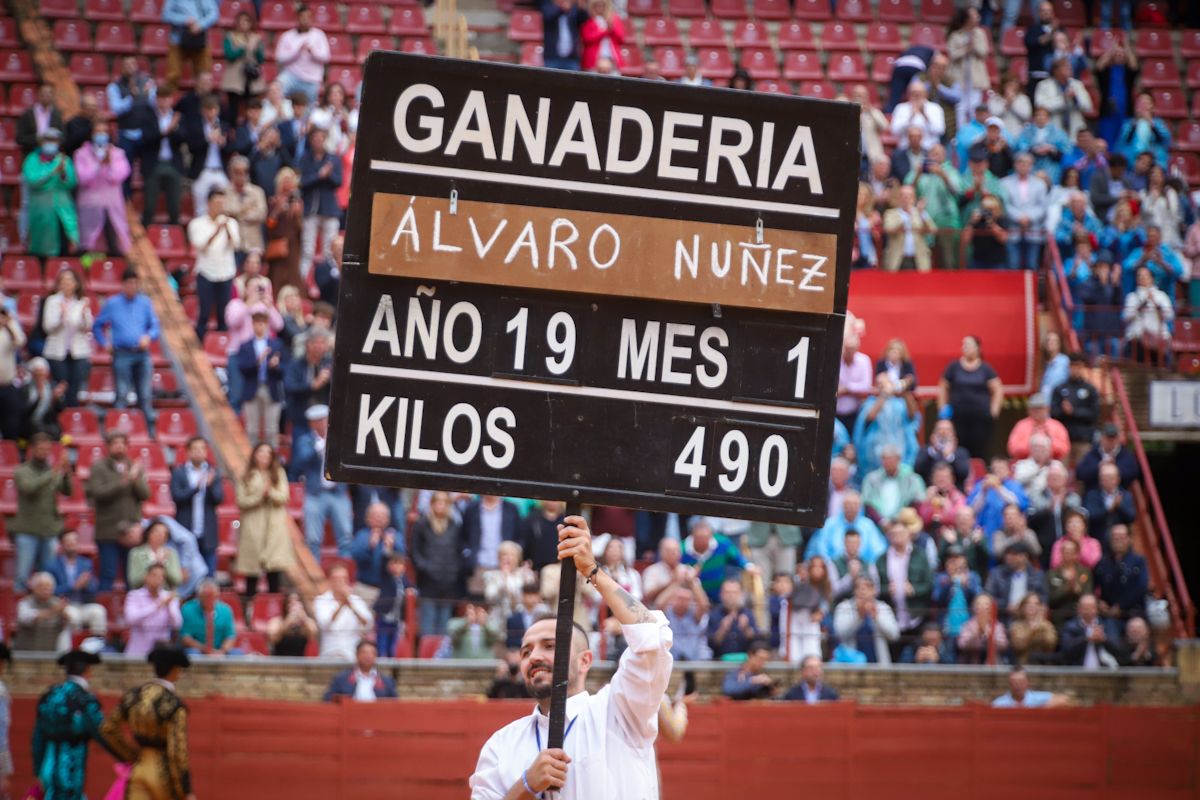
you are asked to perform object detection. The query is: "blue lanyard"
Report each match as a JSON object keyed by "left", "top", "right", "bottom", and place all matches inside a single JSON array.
[{"left": 533, "top": 714, "right": 578, "bottom": 753}]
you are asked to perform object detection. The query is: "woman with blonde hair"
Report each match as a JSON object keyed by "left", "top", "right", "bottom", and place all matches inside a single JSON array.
[
  {"left": 853, "top": 182, "right": 881, "bottom": 269},
  {"left": 275, "top": 284, "right": 308, "bottom": 352},
  {"left": 1008, "top": 592, "right": 1058, "bottom": 665},
  {"left": 235, "top": 442, "right": 294, "bottom": 597},
  {"left": 482, "top": 540, "right": 535, "bottom": 626},
  {"left": 875, "top": 338, "right": 916, "bottom": 396},
  {"left": 265, "top": 166, "right": 304, "bottom": 295}
]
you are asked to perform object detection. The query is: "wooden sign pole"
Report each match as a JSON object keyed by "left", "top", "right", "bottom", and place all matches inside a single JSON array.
[{"left": 547, "top": 501, "right": 581, "bottom": 750}]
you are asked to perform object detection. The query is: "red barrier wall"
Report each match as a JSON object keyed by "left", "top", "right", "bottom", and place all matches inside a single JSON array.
[
  {"left": 848, "top": 270, "right": 1036, "bottom": 394},
  {"left": 9, "top": 697, "right": 1198, "bottom": 799}
]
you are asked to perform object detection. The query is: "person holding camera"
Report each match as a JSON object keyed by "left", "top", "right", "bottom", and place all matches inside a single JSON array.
[
  {"left": 906, "top": 143, "right": 962, "bottom": 270},
  {"left": 962, "top": 195, "right": 1010, "bottom": 270}
]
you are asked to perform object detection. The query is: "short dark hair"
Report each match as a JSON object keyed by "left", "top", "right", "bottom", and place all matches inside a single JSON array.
[
  {"left": 145, "top": 563, "right": 167, "bottom": 575},
  {"left": 207, "top": 187, "right": 226, "bottom": 201},
  {"left": 121, "top": 267, "right": 139, "bottom": 282},
  {"left": 296, "top": 3, "right": 310, "bottom": 13},
  {"left": 356, "top": 640, "right": 377, "bottom": 655},
  {"left": 185, "top": 435, "right": 207, "bottom": 449},
  {"left": 746, "top": 638, "right": 771, "bottom": 657},
  {"left": 106, "top": 431, "right": 129, "bottom": 445},
  {"left": 844, "top": 528, "right": 860, "bottom": 538},
  {"left": 531, "top": 613, "right": 590, "bottom": 652},
  {"left": 288, "top": 91, "right": 310, "bottom": 107},
  {"left": 312, "top": 301, "right": 335, "bottom": 319},
  {"left": 246, "top": 98, "right": 263, "bottom": 111},
  {"left": 522, "top": 582, "right": 540, "bottom": 595},
  {"left": 200, "top": 94, "right": 221, "bottom": 111},
  {"left": 29, "top": 432, "right": 53, "bottom": 446}
]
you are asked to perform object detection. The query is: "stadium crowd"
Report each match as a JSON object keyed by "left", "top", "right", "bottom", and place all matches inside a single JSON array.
[{"left": 0, "top": 0, "right": 1184, "bottom": 694}]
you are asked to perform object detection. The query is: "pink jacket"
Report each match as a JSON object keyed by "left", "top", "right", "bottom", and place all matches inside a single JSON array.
[
  {"left": 73, "top": 144, "right": 132, "bottom": 254},
  {"left": 123, "top": 587, "right": 182, "bottom": 657},
  {"left": 1050, "top": 535, "right": 1102, "bottom": 570}
]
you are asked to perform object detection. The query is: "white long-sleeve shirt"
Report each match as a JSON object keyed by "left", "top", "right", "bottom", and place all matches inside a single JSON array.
[
  {"left": 469, "top": 611, "right": 674, "bottom": 800},
  {"left": 275, "top": 27, "right": 331, "bottom": 85},
  {"left": 187, "top": 214, "right": 240, "bottom": 283}
]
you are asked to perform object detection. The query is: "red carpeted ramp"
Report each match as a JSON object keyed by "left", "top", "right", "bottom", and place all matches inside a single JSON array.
[{"left": 848, "top": 270, "right": 1036, "bottom": 395}]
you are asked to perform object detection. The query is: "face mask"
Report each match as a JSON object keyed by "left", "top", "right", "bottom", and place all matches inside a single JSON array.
[
  {"left": 93, "top": 133, "right": 110, "bottom": 148},
  {"left": 40, "top": 143, "right": 59, "bottom": 157}
]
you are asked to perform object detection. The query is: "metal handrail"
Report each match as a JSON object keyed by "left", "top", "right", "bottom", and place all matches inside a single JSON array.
[
  {"left": 1043, "top": 239, "right": 1083, "bottom": 352},
  {"left": 1109, "top": 367, "right": 1196, "bottom": 636}
]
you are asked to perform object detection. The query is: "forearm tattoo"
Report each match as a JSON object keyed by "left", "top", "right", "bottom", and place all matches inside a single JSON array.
[{"left": 614, "top": 584, "right": 654, "bottom": 624}]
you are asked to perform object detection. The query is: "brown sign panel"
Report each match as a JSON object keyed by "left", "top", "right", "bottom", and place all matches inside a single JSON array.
[{"left": 367, "top": 194, "right": 838, "bottom": 314}]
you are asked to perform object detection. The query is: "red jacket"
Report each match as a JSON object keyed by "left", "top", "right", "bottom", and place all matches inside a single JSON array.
[{"left": 580, "top": 15, "right": 626, "bottom": 71}]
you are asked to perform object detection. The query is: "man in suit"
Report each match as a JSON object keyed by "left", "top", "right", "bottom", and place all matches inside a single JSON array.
[
  {"left": 541, "top": 0, "right": 588, "bottom": 71},
  {"left": 890, "top": 126, "right": 926, "bottom": 182},
  {"left": 1060, "top": 594, "right": 1124, "bottom": 668},
  {"left": 169, "top": 436, "right": 224, "bottom": 575},
  {"left": 323, "top": 640, "right": 398, "bottom": 702},
  {"left": 1081, "top": 463, "right": 1135, "bottom": 542},
  {"left": 236, "top": 307, "right": 287, "bottom": 446},
  {"left": 1094, "top": 524, "right": 1147, "bottom": 643},
  {"left": 284, "top": 328, "right": 333, "bottom": 431},
  {"left": 276, "top": 92, "right": 311, "bottom": 161},
  {"left": 462, "top": 495, "right": 522, "bottom": 577},
  {"left": 984, "top": 541, "right": 1048, "bottom": 624},
  {"left": 1001, "top": 152, "right": 1049, "bottom": 270},
  {"left": 16, "top": 84, "right": 64, "bottom": 157},
  {"left": 44, "top": 530, "right": 108, "bottom": 640},
  {"left": 882, "top": 185, "right": 936, "bottom": 272},
  {"left": 292, "top": 404, "right": 353, "bottom": 558},
  {"left": 782, "top": 655, "right": 840, "bottom": 703},
  {"left": 187, "top": 94, "right": 234, "bottom": 216},
  {"left": 506, "top": 583, "right": 546, "bottom": 650},
  {"left": 142, "top": 83, "right": 186, "bottom": 227}
]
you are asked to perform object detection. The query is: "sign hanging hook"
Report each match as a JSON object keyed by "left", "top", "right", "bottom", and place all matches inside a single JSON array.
[
  {"left": 755, "top": 216, "right": 764, "bottom": 244},
  {"left": 449, "top": 186, "right": 459, "bottom": 216}
]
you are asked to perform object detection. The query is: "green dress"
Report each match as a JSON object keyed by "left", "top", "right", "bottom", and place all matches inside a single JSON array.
[
  {"left": 22, "top": 152, "right": 79, "bottom": 258},
  {"left": 32, "top": 678, "right": 107, "bottom": 800}
]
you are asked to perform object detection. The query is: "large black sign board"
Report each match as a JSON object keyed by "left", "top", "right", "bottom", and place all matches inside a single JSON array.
[{"left": 329, "top": 53, "right": 859, "bottom": 527}]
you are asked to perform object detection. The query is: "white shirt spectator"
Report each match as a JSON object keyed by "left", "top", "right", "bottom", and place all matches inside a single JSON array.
[
  {"left": 890, "top": 100, "right": 946, "bottom": 151},
  {"left": 41, "top": 293, "right": 93, "bottom": 360},
  {"left": 275, "top": 26, "right": 331, "bottom": 86},
  {"left": 187, "top": 214, "right": 240, "bottom": 283},
  {"left": 1122, "top": 286, "right": 1174, "bottom": 343},
  {"left": 314, "top": 590, "right": 374, "bottom": 660}
]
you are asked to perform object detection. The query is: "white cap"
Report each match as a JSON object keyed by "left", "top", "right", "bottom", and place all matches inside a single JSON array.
[{"left": 305, "top": 404, "right": 330, "bottom": 421}]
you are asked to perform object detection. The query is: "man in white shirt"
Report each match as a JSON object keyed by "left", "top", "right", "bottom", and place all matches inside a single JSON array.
[
  {"left": 314, "top": 564, "right": 374, "bottom": 660},
  {"left": 470, "top": 514, "right": 673, "bottom": 800},
  {"left": 187, "top": 187, "right": 239, "bottom": 342},
  {"left": 890, "top": 80, "right": 946, "bottom": 152},
  {"left": 275, "top": 5, "right": 331, "bottom": 105}
]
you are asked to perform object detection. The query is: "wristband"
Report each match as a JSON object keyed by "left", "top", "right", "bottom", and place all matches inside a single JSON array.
[
  {"left": 585, "top": 563, "right": 600, "bottom": 586},
  {"left": 521, "top": 769, "right": 536, "bottom": 797}
]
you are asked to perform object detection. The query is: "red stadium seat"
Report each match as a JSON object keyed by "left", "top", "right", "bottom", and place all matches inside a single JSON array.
[
  {"left": 626, "top": 0, "right": 660, "bottom": 15},
  {"left": 999, "top": 27, "right": 1025, "bottom": 57},
  {"left": 653, "top": 46, "right": 685, "bottom": 79},
  {"left": 147, "top": 225, "right": 187, "bottom": 258},
  {"left": 1088, "top": 29, "right": 1123, "bottom": 58},
  {"left": 0, "top": 478, "right": 16, "bottom": 515},
  {"left": 1169, "top": 152, "right": 1200, "bottom": 186},
  {"left": 139, "top": 25, "right": 171, "bottom": 56},
  {"left": 1177, "top": 120, "right": 1200, "bottom": 153},
  {"left": 0, "top": 121, "right": 16, "bottom": 151},
  {"left": 519, "top": 42, "right": 543, "bottom": 67},
  {"left": 710, "top": 0, "right": 748, "bottom": 20},
  {"left": 792, "top": 0, "right": 832, "bottom": 20},
  {"left": 1055, "top": 0, "right": 1085, "bottom": 26},
  {"left": 739, "top": 47, "right": 779, "bottom": 79},
  {"left": 754, "top": 79, "right": 789, "bottom": 94},
  {"left": 828, "top": 52, "right": 868, "bottom": 82},
  {"left": 0, "top": 21, "right": 16, "bottom": 51},
  {"left": 389, "top": 7, "right": 427, "bottom": 36},
  {"left": 321, "top": 555, "right": 356, "bottom": 583},
  {"left": 324, "top": 33, "right": 354, "bottom": 64},
  {"left": 203, "top": 331, "right": 231, "bottom": 367},
  {"left": 219, "top": 0, "right": 258, "bottom": 26},
  {"left": 310, "top": 1, "right": 341, "bottom": 30},
  {"left": 85, "top": 258, "right": 126, "bottom": 295},
  {"left": 40, "top": 0, "right": 80, "bottom": 18},
  {"left": 1151, "top": 88, "right": 1187, "bottom": 120},
  {"left": 346, "top": 4, "right": 385, "bottom": 33},
  {"left": 151, "top": 370, "right": 186, "bottom": 407},
  {"left": 1006, "top": 56, "right": 1028, "bottom": 84},
  {"left": 838, "top": 0, "right": 873, "bottom": 21},
  {"left": 0, "top": 441, "right": 21, "bottom": 476},
  {"left": 128, "top": 444, "right": 171, "bottom": 481},
  {"left": 86, "top": 368, "right": 115, "bottom": 406},
  {"left": 507, "top": 10, "right": 542, "bottom": 42},
  {"left": 52, "top": 20, "right": 93, "bottom": 52},
  {"left": 0, "top": 151, "right": 20, "bottom": 186},
  {"left": 95, "top": 22, "right": 137, "bottom": 54},
  {"left": 732, "top": 20, "right": 769, "bottom": 48},
  {"left": 142, "top": 482, "right": 176, "bottom": 517},
  {"left": 877, "top": 0, "right": 914, "bottom": 22},
  {"left": 667, "top": 0, "right": 706, "bottom": 17},
  {"left": 1181, "top": 31, "right": 1200, "bottom": 59},
  {"left": 259, "top": 1, "right": 297, "bottom": 30},
  {"left": 1138, "top": 58, "right": 1179, "bottom": 88},
  {"left": 697, "top": 47, "right": 734, "bottom": 80},
  {"left": 6, "top": 85, "right": 37, "bottom": 118},
  {"left": 865, "top": 23, "right": 903, "bottom": 53},
  {"left": 782, "top": 51, "right": 823, "bottom": 81},
  {"left": 104, "top": 410, "right": 153, "bottom": 445},
  {"left": 797, "top": 80, "right": 835, "bottom": 100},
  {"left": 908, "top": 23, "right": 945, "bottom": 49},
  {"left": 399, "top": 37, "right": 436, "bottom": 55},
  {"left": 394, "top": 637, "right": 413, "bottom": 658},
  {"left": 2, "top": 256, "right": 46, "bottom": 292},
  {"left": 820, "top": 22, "right": 860, "bottom": 51},
  {"left": 250, "top": 593, "right": 284, "bottom": 631},
  {"left": 326, "top": 66, "right": 361, "bottom": 92},
  {"left": 85, "top": 0, "right": 126, "bottom": 20},
  {"left": 917, "top": 0, "right": 952, "bottom": 22},
  {"left": 355, "top": 35, "right": 397, "bottom": 62},
  {"left": 235, "top": 630, "right": 268, "bottom": 655},
  {"left": 60, "top": 408, "right": 104, "bottom": 447},
  {"left": 777, "top": 20, "right": 816, "bottom": 50},
  {"left": 751, "top": 0, "right": 791, "bottom": 20},
  {"left": 1133, "top": 29, "right": 1173, "bottom": 58},
  {"left": 642, "top": 16, "right": 681, "bottom": 47},
  {"left": 16, "top": 292, "right": 44, "bottom": 328},
  {"left": 418, "top": 635, "right": 446, "bottom": 658},
  {"left": 617, "top": 44, "right": 644, "bottom": 75},
  {"left": 687, "top": 17, "right": 727, "bottom": 47},
  {"left": 70, "top": 54, "right": 111, "bottom": 86},
  {"left": 1137, "top": 0, "right": 1169, "bottom": 26},
  {"left": 155, "top": 409, "right": 198, "bottom": 447},
  {"left": 130, "top": 0, "right": 164, "bottom": 22}
]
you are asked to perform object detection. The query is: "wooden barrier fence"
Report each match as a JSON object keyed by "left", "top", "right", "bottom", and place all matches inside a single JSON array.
[{"left": 9, "top": 697, "right": 1198, "bottom": 799}]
